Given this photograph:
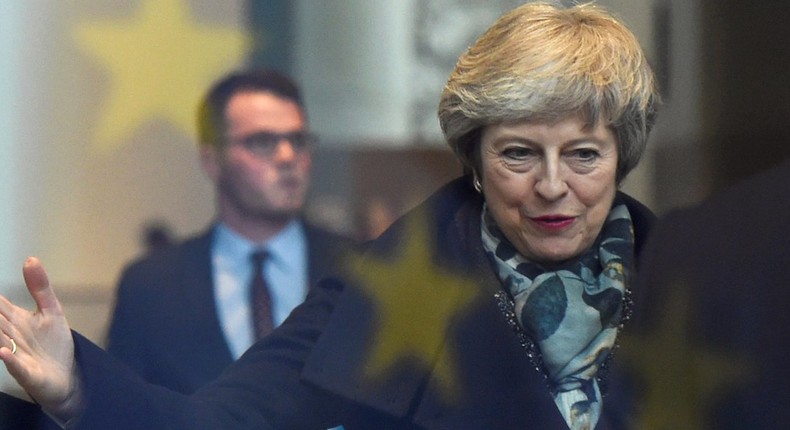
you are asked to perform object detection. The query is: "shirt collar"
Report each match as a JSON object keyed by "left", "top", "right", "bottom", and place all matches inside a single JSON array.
[{"left": 213, "top": 220, "right": 306, "bottom": 269}]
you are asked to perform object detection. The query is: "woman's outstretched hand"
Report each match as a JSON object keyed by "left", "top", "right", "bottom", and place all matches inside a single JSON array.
[{"left": 0, "top": 257, "right": 82, "bottom": 423}]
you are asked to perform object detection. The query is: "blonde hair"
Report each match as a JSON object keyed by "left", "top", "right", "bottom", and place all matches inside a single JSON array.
[{"left": 438, "top": 1, "right": 658, "bottom": 182}]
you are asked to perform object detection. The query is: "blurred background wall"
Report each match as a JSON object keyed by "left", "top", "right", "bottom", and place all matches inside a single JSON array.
[{"left": 1, "top": 0, "right": 788, "bottom": 395}]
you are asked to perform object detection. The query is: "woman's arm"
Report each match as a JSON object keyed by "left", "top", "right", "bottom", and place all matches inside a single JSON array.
[
  {"left": 0, "top": 257, "right": 344, "bottom": 430},
  {"left": 0, "top": 257, "right": 82, "bottom": 423}
]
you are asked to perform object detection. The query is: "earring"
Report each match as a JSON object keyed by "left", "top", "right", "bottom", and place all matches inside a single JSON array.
[{"left": 473, "top": 174, "right": 482, "bottom": 193}]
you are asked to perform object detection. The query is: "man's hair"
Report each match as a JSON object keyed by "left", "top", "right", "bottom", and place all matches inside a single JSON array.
[{"left": 197, "top": 69, "right": 305, "bottom": 147}]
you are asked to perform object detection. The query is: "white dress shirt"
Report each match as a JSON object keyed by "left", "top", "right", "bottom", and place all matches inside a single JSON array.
[{"left": 211, "top": 221, "right": 308, "bottom": 359}]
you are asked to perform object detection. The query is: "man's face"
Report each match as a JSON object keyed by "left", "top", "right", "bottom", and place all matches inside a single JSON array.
[{"left": 204, "top": 91, "right": 312, "bottom": 224}]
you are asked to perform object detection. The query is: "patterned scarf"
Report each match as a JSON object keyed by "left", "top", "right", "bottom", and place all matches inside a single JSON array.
[{"left": 481, "top": 200, "right": 635, "bottom": 430}]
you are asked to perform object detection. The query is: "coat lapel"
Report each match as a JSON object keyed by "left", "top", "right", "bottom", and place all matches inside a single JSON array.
[
  {"left": 178, "top": 229, "right": 235, "bottom": 367},
  {"left": 409, "top": 214, "right": 569, "bottom": 430}
]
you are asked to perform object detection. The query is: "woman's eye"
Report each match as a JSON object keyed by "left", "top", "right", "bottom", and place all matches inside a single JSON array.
[
  {"left": 501, "top": 146, "right": 533, "bottom": 160},
  {"left": 572, "top": 148, "right": 600, "bottom": 162}
]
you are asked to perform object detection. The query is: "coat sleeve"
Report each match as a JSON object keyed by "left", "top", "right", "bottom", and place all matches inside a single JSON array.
[{"left": 71, "top": 278, "right": 346, "bottom": 430}]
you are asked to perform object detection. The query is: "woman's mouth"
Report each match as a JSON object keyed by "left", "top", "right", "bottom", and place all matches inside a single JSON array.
[{"left": 530, "top": 215, "right": 575, "bottom": 231}]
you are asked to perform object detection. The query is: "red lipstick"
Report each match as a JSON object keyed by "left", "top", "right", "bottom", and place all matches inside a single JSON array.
[{"left": 530, "top": 215, "right": 575, "bottom": 231}]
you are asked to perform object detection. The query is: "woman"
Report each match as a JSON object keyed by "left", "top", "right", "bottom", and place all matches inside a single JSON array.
[{"left": 0, "top": 2, "right": 657, "bottom": 429}]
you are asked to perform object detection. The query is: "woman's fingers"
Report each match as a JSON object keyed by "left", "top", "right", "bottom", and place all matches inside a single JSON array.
[
  {"left": 0, "top": 257, "right": 78, "bottom": 417},
  {"left": 22, "top": 257, "right": 63, "bottom": 316},
  {"left": 0, "top": 280, "right": 28, "bottom": 377}
]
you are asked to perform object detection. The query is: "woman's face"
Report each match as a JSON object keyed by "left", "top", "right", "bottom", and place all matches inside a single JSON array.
[{"left": 479, "top": 114, "right": 619, "bottom": 265}]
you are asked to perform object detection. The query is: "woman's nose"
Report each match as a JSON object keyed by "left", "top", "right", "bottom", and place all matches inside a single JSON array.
[{"left": 534, "top": 161, "right": 568, "bottom": 200}]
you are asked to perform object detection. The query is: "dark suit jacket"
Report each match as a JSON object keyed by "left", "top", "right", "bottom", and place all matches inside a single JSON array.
[
  {"left": 105, "top": 221, "right": 350, "bottom": 394},
  {"left": 68, "top": 176, "right": 655, "bottom": 429}
]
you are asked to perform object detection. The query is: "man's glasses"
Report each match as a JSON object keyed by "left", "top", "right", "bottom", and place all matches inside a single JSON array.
[{"left": 229, "top": 131, "right": 317, "bottom": 158}]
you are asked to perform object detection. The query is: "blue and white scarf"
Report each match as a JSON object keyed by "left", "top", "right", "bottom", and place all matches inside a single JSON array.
[{"left": 481, "top": 200, "right": 634, "bottom": 430}]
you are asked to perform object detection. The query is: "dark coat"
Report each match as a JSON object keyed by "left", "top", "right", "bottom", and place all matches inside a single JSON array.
[
  {"left": 71, "top": 176, "right": 655, "bottom": 430},
  {"left": 105, "top": 222, "right": 351, "bottom": 394}
]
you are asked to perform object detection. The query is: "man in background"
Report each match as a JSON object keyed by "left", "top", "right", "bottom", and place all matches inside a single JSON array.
[{"left": 105, "top": 69, "right": 352, "bottom": 394}]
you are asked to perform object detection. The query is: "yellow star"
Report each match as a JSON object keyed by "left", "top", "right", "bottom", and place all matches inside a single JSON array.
[
  {"left": 618, "top": 281, "right": 754, "bottom": 429},
  {"left": 73, "top": 0, "right": 251, "bottom": 152},
  {"left": 346, "top": 210, "right": 482, "bottom": 402}
]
